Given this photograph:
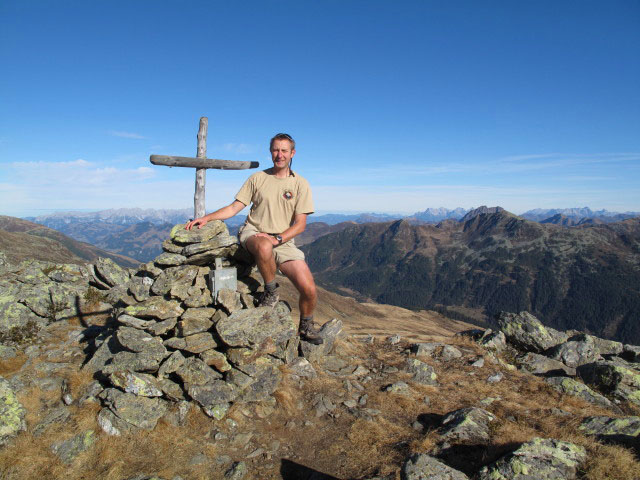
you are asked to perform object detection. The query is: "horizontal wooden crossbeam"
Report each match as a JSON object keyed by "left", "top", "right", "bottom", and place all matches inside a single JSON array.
[{"left": 150, "top": 155, "right": 259, "bottom": 170}]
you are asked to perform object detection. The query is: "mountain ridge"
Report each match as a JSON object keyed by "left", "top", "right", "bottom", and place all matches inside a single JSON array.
[{"left": 302, "top": 209, "right": 640, "bottom": 344}]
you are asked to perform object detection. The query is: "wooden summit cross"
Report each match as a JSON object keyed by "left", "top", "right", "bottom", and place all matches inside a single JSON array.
[{"left": 150, "top": 117, "right": 259, "bottom": 219}]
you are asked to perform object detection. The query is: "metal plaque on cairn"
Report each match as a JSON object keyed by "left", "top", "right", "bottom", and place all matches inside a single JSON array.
[{"left": 210, "top": 258, "right": 237, "bottom": 298}]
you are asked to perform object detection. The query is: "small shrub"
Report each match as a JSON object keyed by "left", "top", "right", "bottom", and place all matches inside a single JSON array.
[
  {"left": 41, "top": 265, "right": 59, "bottom": 275},
  {"left": 84, "top": 287, "right": 106, "bottom": 305},
  {"left": 46, "top": 299, "right": 68, "bottom": 323},
  {"left": 0, "top": 320, "right": 40, "bottom": 345}
]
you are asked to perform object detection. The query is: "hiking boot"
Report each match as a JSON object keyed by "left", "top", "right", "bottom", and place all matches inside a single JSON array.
[
  {"left": 257, "top": 289, "right": 280, "bottom": 308},
  {"left": 299, "top": 317, "right": 323, "bottom": 345}
]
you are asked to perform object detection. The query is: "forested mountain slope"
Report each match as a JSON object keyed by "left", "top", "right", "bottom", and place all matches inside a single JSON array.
[{"left": 303, "top": 210, "right": 640, "bottom": 344}]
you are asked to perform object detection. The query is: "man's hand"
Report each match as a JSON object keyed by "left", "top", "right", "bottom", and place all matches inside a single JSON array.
[
  {"left": 185, "top": 217, "right": 208, "bottom": 230},
  {"left": 253, "top": 232, "right": 280, "bottom": 245}
]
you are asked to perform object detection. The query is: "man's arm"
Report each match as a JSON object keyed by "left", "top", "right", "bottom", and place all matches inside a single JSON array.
[
  {"left": 253, "top": 213, "right": 308, "bottom": 245},
  {"left": 185, "top": 200, "right": 246, "bottom": 230}
]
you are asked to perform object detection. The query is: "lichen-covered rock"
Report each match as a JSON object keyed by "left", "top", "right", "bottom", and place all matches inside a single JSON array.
[
  {"left": 118, "top": 314, "right": 155, "bottom": 330},
  {"left": 217, "top": 288, "right": 243, "bottom": 314},
  {"left": 439, "top": 407, "right": 496, "bottom": 445},
  {"left": 477, "top": 437, "right": 586, "bottom": 480},
  {"left": 18, "top": 281, "right": 82, "bottom": 319},
  {"left": 570, "top": 333, "right": 623, "bottom": 356},
  {"left": 137, "top": 261, "right": 163, "bottom": 279},
  {"left": 406, "top": 358, "right": 438, "bottom": 385},
  {"left": 116, "top": 327, "right": 166, "bottom": 356},
  {"left": 153, "top": 252, "right": 186, "bottom": 267},
  {"left": 124, "top": 296, "right": 184, "bottom": 320},
  {"left": 176, "top": 357, "right": 222, "bottom": 385},
  {"left": 547, "top": 337, "right": 602, "bottom": 368},
  {"left": 145, "top": 317, "right": 177, "bottom": 336},
  {"left": 288, "top": 357, "right": 317, "bottom": 379},
  {"left": 186, "top": 245, "right": 240, "bottom": 266},
  {"left": 158, "top": 351, "right": 186, "bottom": 378},
  {"left": 216, "top": 304, "right": 296, "bottom": 348},
  {"left": 299, "top": 318, "right": 343, "bottom": 363},
  {"left": 401, "top": 453, "right": 469, "bottom": 480},
  {"left": 577, "top": 361, "right": 640, "bottom": 406},
  {"left": 478, "top": 329, "right": 507, "bottom": 352},
  {"left": 169, "top": 221, "right": 228, "bottom": 245},
  {"left": 384, "top": 381, "right": 410, "bottom": 395},
  {"left": 516, "top": 352, "right": 576, "bottom": 376},
  {"left": 182, "top": 234, "right": 238, "bottom": 256},
  {"left": 97, "top": 407, "right": 133, "bottom": 436},
  {"left": 150, "top": 265, "right": 199, "bottom": 297},
  {"left": 161, "top": 238, "right": 183, "bottom": 254},
  {"left": 0, "top": 293, "right": 44, "bottom": 331},
  {"left": 105, "top": 350, "right": 166, "bottom": 374},
  {"left": 83, "top": 335, "right": 122, "bottom": 373},
  {"left": 234, "top": 357, "right": 283, "bottom": 402},
  {"left": 200, "top": 349, "right": 232, "bottom": 372},
  {"left": 579, "top": 416, "right": 640, "bottom": 448},
  {"left": 182, "top": 332, "right": 219, "bottom": 354},
  {"left": 94, "top": 257, "right": 130, "bottom": 288},
  {"left": 178, "top": 308, "right": 216, "bottom": 335},
  {"left": 224, "top": 460, "right": 248, "bottom": 479},
  {"left": 127, "top": 276, "right": 152, "bottom": 302},
  {"left": 50, "top": 430, "right": 96, "bottom": 464},
  {"left": 108, "top": 371, "right": 163, "bottom": 397},
  {"left": 0, "top": 376, "right": 26, "bottom": 445},
  {"left": 187, "top": 380, "right": 238, "bottom": 408},
  {"left": 99, "top": 388, "right": 167, "bottom": 430},
  {"left": 545, "top": 377, "right": 616, "bottom": 409},
  {"left": 497, "top": 311, "right": 567, "bottom": 353}
]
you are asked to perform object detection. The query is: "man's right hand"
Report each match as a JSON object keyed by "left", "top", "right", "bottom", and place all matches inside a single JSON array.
[{"left": 185, "top": 217, "right": 208, "bottom": 230}]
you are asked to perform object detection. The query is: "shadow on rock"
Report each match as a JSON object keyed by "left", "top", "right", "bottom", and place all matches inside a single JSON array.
[
  {"left": 416, "top": 412, "right": 444, "bottom": 431},
  {"left": 280, "top": 459, "right": 341, "bottom": 480},
  {"left": 436, "top": 442, "right": 522, "bottom": 476}
]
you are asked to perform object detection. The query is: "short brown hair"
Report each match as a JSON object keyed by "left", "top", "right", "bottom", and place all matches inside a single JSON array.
[{"left": 270, "top": 133, "right": 295, "bottom": 151}]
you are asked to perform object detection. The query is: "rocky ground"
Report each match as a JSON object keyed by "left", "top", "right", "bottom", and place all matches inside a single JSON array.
[{"left": 1, "top": 222, "right": 640, "bottom": 479}]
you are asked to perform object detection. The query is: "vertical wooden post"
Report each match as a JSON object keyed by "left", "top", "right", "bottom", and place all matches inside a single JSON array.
[{"left": 194, "top": 117, "right": 208, "bottom": 219}]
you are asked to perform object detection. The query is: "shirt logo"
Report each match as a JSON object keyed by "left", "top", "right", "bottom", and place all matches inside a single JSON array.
[{"left": 283, "top": 190, "right": 294, "bottom": 200}]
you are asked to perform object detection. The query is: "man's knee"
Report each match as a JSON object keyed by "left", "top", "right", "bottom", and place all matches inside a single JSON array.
[
  {"left": 249, "top": 237, "right": 274, "bottom": 260},
  {"left": 298, "top": 280, "right": 317, "bottom": 301}
]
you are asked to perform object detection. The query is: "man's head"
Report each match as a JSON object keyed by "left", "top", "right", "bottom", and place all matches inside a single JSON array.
[
  {"left": 270, "top": 133, "right": 295, "bottom": 151},
  {"left": 270, "top": 133, "right": 296, "bottom": 171}
]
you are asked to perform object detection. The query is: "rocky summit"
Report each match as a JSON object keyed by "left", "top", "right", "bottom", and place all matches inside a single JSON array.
[
  {"left": 80, "top": 220, "right": 335, "bottom": 430},
  {"left": 1, "top": 222, "right": 640, "bottom": 479}
]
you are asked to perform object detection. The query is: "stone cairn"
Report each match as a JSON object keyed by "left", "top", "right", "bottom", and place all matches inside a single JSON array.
[{"left": 84, "top": 221, "right": 314, "bottom": 434}]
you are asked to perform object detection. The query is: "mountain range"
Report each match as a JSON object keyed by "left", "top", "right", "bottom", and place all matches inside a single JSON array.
[
  {"left": 301, "top": 208, "right": 640, "bottom": 344},
  {"left": 28, "top": 206, "right": 639, "bottom": 263},
  {"left": 0, "top": 216, "right": 139, "bottom": 267}
]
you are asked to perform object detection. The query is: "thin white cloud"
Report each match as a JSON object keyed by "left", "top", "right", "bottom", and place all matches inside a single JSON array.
[
  {"left": 221, "top": 143, "right": 255, "bottom": 155},
  {"left": 109, "top": 130, "right": 147, "bottom": 140},
  {"left": 5, "top": 158, "right": 156, "bottom": 188}
]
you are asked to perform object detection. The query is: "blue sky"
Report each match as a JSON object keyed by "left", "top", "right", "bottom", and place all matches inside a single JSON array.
[{"left": 1, "top": 0, "right": 639, "bottom": 218}]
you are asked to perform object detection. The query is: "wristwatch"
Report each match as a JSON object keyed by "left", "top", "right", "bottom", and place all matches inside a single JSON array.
[{"left": 274, "top": 234, "right": 283, "bottom": 245}]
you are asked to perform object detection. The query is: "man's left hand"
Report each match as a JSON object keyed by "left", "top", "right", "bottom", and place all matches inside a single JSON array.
[{"left": 253, "top": 232, "right": 280, "bottom": 246}]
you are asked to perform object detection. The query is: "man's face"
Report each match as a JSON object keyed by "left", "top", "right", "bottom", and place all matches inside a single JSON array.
[{"left": 270, "top": 139, "right": 295, "bottom": 170}]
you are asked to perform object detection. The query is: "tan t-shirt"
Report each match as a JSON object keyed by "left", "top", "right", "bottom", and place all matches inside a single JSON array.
[{"left": 235, "top": 169, "right": 314, "bottom": 234}]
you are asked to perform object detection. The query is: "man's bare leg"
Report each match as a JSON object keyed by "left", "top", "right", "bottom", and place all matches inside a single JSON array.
[
  {"left": 245, "top": 235, "right": 279, "bottom": 306},
  {"left": 278, "top": 260, "right": 317, "bottom": 315},
  {"left": 245, "top": 235, "right": 277, "bottom": 283},
  {"left": 279, "top": 259, "right": 322, "bottom": 344}
]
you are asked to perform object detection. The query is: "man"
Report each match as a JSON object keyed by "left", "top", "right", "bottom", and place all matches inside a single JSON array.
[{"left": 185, "top": 133, "right": 323, "bottom": 344}]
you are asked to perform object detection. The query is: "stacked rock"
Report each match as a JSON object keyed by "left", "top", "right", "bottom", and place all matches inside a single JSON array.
[{"left": 85, "top": 221, "right": 301, "bottom": 433}]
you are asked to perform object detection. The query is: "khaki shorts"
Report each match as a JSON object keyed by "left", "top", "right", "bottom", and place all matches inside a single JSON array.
[{"left": 238, "top": 223, "right": 305, "bottom": 266}]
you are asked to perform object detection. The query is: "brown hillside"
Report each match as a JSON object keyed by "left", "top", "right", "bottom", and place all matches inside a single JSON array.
[{"left": 0, "top": 215, "right": 140, "bottom": 268}]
